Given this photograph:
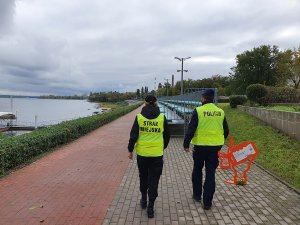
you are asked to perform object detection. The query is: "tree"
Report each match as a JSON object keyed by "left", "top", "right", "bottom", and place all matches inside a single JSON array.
[
  {"left": 211, "top": 74, "right": 230, "bottom": 87},
  {"left": 230, "top": 45, "right": 284, "bottom": 94},
  {"left": 136, "top": 89, "right": 140, "bottom": 98},
  {"left": 155, "top": 75, "right": 229, "bottom": 97},
  {"left": 286, "top": 47, "right": 300, "bottom": 89},
  {"left": 150, "top": 90, "right": 156, "bottom": 96},
  {"left": 88, "top": 91, "right": 136, "bottom": 102},
  {"left": 141, "top": 87, "right": 144, "bottom": 98}
]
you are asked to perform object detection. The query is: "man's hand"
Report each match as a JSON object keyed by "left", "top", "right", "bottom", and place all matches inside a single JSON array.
[
  {"left": 128, "top": 152, "right": 133, "bottom": 160},
  {"left": 184, "top": 148, "right": 190, "bottom": 153}
]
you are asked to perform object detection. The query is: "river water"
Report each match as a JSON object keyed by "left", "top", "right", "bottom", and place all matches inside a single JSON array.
[{"left": 0, "top": 98, "right": 100, "bottom": 127}]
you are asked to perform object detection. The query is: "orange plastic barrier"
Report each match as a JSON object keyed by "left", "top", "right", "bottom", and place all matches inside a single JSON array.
[
  {"left": 218, "top": 135, "right": 235, "bottom": 169},
  {"left": 218, "top": 135, "right": 259, "bottom": 185}
]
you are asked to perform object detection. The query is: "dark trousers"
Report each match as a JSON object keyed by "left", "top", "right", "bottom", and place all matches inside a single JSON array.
[
  {"left": 192, "top": 147, "right": 219, "bottom": 205},
  {"left": 137, "top": 155, "right": 163, "bottom": 201}
]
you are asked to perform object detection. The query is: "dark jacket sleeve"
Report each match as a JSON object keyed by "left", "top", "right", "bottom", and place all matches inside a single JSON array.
[
  {"left": 163, "top": 116, "right": 170, "bottom": 149},
  {"left": 183, "top": 109, "right": 198, "bottom": 148},
  {"left": 128, "top": 116, "right": 139, "bottom": 152},
  {"left": 223, "top": 117, "right": 229, "bottom": 139}
]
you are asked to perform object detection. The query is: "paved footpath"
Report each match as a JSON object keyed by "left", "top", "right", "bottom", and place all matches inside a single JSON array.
[
  {"left": 0, "top": 107, "right": 142, "bottom": 225},
  {"left": 103, "top": 138, "right": 300, "bottom": 225},
  {"left": 1, "top": 108, "right": 300, "bottom": 225}
]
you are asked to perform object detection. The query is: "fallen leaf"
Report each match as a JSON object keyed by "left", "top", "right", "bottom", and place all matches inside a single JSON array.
[{"left": 29, "top": 204, "right": 40, "bottom": 210}]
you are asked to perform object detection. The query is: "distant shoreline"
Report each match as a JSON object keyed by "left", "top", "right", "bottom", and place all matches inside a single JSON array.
[
  {"left": 0, "top": 95, "right": 38, "bottom": 99},
  {"left": 0, "top": 95, "right": 87, "bottom": 100}
]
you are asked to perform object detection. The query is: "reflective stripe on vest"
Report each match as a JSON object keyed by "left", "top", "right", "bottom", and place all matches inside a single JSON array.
[
  {"left": 135, "top": 113, "right": 164, "bottom": 157},
  {"left": 191, "top": 103, "right": 225, "bottom": 146}
]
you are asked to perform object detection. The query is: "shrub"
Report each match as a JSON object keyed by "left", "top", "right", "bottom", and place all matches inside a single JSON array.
[
  {"left": 262, "top": 87, "right": 300, "bottom": 104},
  {"left": 246, "top": 84, "right": 268, "bottom": 105},
  {"left": 0, "top": 102, "right": 142, "bottom": 175},
  {"left": 218, "top": 97, "right": 230, "bottom": 103},
  {"left": 229, "top": 95, "right": 247, "bottom": 108}
]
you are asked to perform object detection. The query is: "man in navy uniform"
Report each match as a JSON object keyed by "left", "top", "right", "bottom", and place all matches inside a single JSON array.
[{"left": 183, "top": 89, "right": 229, "bottom": 210}]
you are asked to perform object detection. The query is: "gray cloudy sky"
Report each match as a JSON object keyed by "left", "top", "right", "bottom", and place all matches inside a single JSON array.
[{"left": 0, "top": 0, "right": 300, "bottom": 96}]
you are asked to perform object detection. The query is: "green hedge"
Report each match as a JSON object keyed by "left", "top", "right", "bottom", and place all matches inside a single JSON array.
[
  {"left": 262, "top": 87, "right": 300, "bottom": 104},
  {"left": 246, "top": 84, "right": 268, "bottom": 105},
  {"left": 218, "top": 98, "right": 230, "bottom": 103},
  {"left": 0, "top": 133, "right": 6, "bottom": 140},
  {"left": 229, "top": 95, "right": 247, "bottom": 108},
  {"left": 0, "top": 103, "right": 142, "bottom": 175}
]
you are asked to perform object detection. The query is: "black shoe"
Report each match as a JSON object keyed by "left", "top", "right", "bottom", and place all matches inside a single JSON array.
[
  {"left": 147, "top": 206, "right": 154, "bottom": 218},
  {"left": 147, "top": 200, "right": 155, "bottom": 218},
  {"left": 140, "top": 199, "right": 147, "bottom": 209},
  {"left": 192, "top": 194, "right": 201, "bottom": 202},
  {"left": 203, "top": 203, "right": 212, "bottom": 210}
]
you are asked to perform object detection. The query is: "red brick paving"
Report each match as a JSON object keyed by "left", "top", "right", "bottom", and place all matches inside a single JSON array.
[{"left": 0, "top": 107, "right": 141, "bottom": 225}]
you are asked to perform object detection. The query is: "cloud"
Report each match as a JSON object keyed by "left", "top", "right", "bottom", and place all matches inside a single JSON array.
[
  {"left": 0, "top": 0, "right": 299, "bottom": 95},
  {"left": 0, "top": 0, "right": 15, "bottom": 34}
]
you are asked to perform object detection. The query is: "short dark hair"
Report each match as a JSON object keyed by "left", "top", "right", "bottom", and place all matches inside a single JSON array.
[
  {"left": 202, "top": 89, "right": 215, "bottom": 98},
  {"left": 145, "top": 95, "right": 157, "bottom": 104}
]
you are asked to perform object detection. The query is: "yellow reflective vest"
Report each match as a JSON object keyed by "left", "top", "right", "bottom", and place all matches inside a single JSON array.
[
  {"left": 191, "top": 103, "right": 225, "bottom": 146},
  {"left": 135, "top": 113, "right": 164, "bottom": 157}
]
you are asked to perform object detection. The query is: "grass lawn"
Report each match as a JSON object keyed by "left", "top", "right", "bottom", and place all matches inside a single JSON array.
[
  {"left": 98, "top": 102, "right": 128, "bottom": 110},
  {"left": 219, "top": 103, "right": 300, "bottom": 190},
  {"left": 264, "top": 105, "right": 300, "bottom": 112}
]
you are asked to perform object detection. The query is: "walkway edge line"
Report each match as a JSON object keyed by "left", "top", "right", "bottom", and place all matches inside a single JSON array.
[{"left": 253, "top": 161, "right": 300, "bottom": 195}]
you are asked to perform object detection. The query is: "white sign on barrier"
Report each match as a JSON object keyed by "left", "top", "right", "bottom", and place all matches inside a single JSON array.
[{"left": 233, "top": 144, "right": 256, "bottom": 162}]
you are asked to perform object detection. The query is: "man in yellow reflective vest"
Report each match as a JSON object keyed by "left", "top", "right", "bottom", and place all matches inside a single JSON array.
[
  {"left": 128, "top": 95, "right": 170, "bottom": 218},
  {"left": 183, "top": 89, "right": 229, "bottom": 210}
]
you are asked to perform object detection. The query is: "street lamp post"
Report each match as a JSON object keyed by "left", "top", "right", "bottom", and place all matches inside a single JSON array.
[
  {"left": 164, "top": 78, "right": 169, "bottom": 96},
  {"left": 174, "top": 57, "right": 191, "bottom": 95}
]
